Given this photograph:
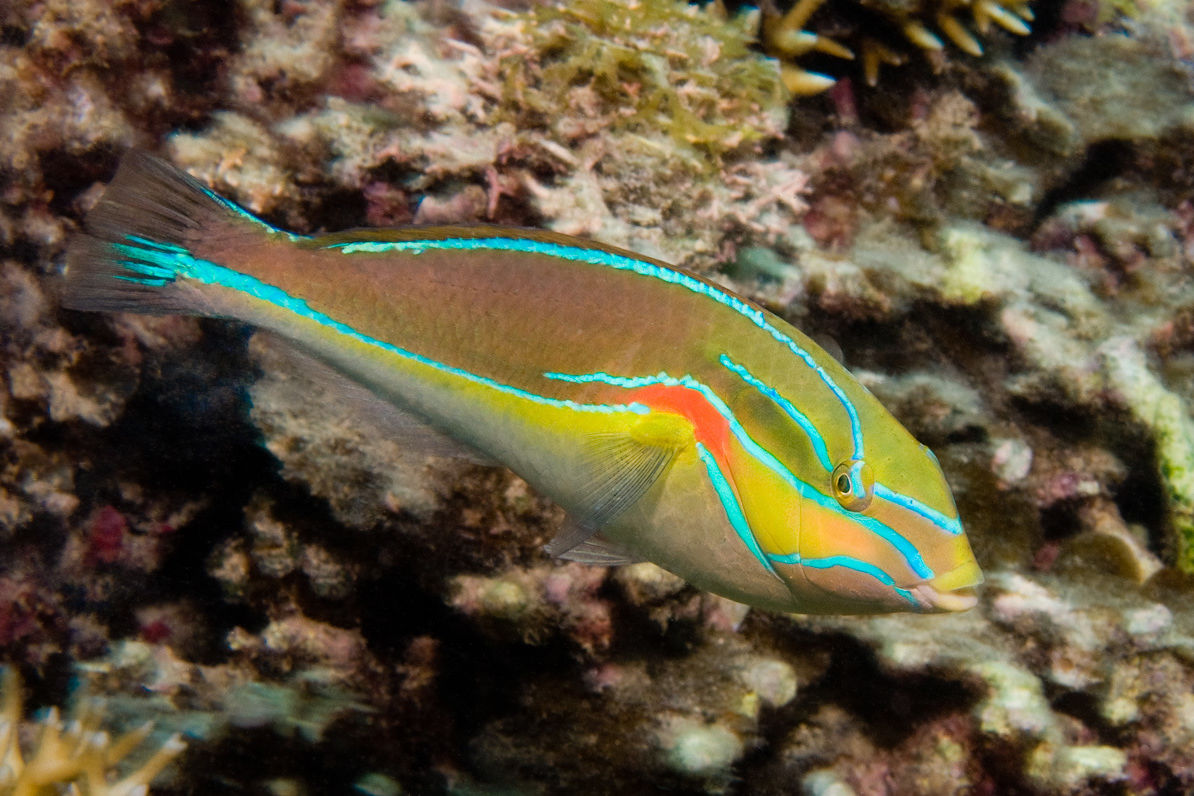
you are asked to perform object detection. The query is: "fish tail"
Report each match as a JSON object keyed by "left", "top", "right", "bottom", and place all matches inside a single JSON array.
[{"left": 61, "top": 151, "right": 278, "bottom": 316}]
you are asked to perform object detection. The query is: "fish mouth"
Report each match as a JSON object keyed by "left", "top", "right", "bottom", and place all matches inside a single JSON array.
[
  {"left": 910, "top": 560, "right": 984, "bottom": 613},
  {"left": 911, "top": 583, "right": 978, "bottom": 612}
]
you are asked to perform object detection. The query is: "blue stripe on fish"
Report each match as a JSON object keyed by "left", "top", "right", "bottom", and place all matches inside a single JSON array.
[
  {"left": 328, "top": 237, "right": 866, "bottom": 459},
  {"left": 719, "top": 351, "right": 960, "bottom": 539},
  {"left": 873, "top": 483, "right": 964, "bottom": 536},
  {"left": 695, "top": 442, "right": 779, "bottom": 579},
  {"left": 196, "top": 186, "right": 305, "bottom": 240},
  {"left": 718, "top": 353, "right": 833, "bottom": 472},
  {"left": 542, "top": 369, "right": 932, "bottom": 580},
  {"left": 767, "top": 551, "right": 918, "bottom": 606},
  {"left": 110, "top": 235, "right": 651, "bottom": 417},
  {"left": 113, "top": 236, "right": 190, "bottom": 284}
]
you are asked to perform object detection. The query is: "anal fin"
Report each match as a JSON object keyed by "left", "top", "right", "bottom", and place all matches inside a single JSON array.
[{"left": 556, "top": 536, "right": 641, "bottom": 566}]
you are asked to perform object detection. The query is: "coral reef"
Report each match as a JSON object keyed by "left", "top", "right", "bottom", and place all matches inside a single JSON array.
[
  {"left": 154, "top": 0, "right": 806, "bottom": 270},
  {"left": 3, "top": 0, "right": 1194, "bottom": 792}
]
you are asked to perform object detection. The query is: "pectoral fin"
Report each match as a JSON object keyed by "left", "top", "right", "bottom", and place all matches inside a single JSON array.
[{"left": 545, "top": 413, "right": 693, "bottom": 560}]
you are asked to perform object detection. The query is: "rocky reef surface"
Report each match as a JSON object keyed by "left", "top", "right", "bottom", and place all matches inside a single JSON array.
[{"left": 2, "top": 0, "right": 1194, "bottom": 793}]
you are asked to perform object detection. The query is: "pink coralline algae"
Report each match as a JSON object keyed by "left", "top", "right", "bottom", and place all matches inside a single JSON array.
[{"left": 85, "top": 505, "right": 127, "bottom": 566}]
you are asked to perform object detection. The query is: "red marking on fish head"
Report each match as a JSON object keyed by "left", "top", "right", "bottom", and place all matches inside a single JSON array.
[{"left": 627, "top": 383, "right": 731, "bottom": 457}]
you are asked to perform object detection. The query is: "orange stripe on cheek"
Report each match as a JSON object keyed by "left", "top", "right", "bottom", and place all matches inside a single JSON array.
[{"left": 629, "top": 384, "right": 732, "bottom": 459}]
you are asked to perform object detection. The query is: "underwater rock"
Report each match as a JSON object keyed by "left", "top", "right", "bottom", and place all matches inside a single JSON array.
[
  {"left": 657, "top": 715, "right": 745, "bottom": 781},
  {"left": 449, "top": 562, "right": 614, "bottom": 654},
  {"left": 169, "top": 112, "right": 304, "bottom": 220},
  {"left": 800, "top": 563, "right": 1194, "bottom": 791},
  {"left": 1021, "top": 34, "right": 1194, "bottom": 154}
]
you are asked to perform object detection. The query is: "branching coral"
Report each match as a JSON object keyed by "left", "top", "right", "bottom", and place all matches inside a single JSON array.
[
  {"left": 762, "top": 0, "right": 1035, "bottom": 92},
  {"left": 762, "top": 0, "right": 855, "bottom": 94},
  {"left": 0, "top": 668, "right": 184, "bottom": 796}
]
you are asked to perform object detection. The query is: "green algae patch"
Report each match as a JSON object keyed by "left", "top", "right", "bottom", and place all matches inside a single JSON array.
[
  {"left": 492, "top": 0, "right": 788, "bottom": 168},
  {"left": 938, "top": 224, "right": 1016, "bottom": 305}
]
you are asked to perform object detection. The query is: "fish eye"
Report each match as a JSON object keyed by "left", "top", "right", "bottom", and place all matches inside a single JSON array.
[{"left": 831, "top": 459, "right": 873, "bottom": 511}]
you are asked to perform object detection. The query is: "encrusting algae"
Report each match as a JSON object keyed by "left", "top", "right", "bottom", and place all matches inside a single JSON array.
[
  {"left": 493, "top": 0, "right": 788, "bottom": 165},
  {"left": 0, "top": 668, "right": 184, "bottom": 796}
]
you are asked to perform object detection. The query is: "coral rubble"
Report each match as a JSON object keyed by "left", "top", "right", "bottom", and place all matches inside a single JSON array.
[{"left": 3, "top": 0, "right": 1194, "bottom": 792}]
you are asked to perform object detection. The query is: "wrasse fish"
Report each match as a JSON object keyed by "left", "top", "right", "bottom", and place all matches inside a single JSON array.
[{"left": 62, "top": 152, "right": 982, "bottom": 614}]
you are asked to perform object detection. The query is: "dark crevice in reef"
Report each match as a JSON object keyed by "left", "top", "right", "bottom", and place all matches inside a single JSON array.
[
  {"left": 803, "top": 635, "right": 974, "bottom": 748},
  {"left": 82, "top": 321, "right": 276, "bottom": 663},
  {"left": 1049, "top": 688, "right": 1118, "bottom": 743},
  {"left": 1005, "top": 398, "right": 1171, "bottom": 551},
  {"left": 1113, "top": 434, "right": 1170, "bottom": 553},
  {"left": 1039, "top": 501, "right": 1084, "bottom": 541},
  {"left": 100, "top": 322, "right": 265, "bottom": 492},
  {"left": 1090, "top": 413, "right": 1168, "bottom": 549},
  {"left": 737, "top": 626, "right": 979, "bottom": 786},
  {"left": 1032, "top": 139, "right": 1135, "bottom": 230},
  {"left": 357, "top": 562, "right": 584, "bottom": 784},
  {"left": 310, "top": 188, "right": 371, "bottom": 235},
  {"left": 136, "top": 0, "right": 242, "bottom": 103},
  {"left": 1, "top": 237, "right": 49, "bottom": 268},
  {"left": 830, "top": 302, "right": 1014, "bottom": 378},
  {"left": 0, "top": 23, "right": 27, "bottom": 47},
  {"left": 39, "top": 147, "right": 124, "bottom": 217},
  {"left": 605, "top": 585, "right": 707, "bottom": 660},
  {"left": 164, "top": 726, "right": 382, "bottom": 796},
  {"left": 1008, "top": 395, "right": 1101, "bottom": 446},
  {"left": 1013, "top": 0, "right": 1068, "bottom": 52}
]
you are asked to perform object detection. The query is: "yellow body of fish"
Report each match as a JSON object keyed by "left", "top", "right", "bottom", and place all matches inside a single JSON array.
[{"left": 63, "top": 153, "right": 982, "bottom": 614}]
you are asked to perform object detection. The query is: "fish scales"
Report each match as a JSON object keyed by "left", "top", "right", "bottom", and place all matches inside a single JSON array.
[{"left": 62, "top": 152, "right": 982, "bottom": 615}]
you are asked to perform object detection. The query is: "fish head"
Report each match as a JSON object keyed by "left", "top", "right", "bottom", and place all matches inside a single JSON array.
[
  {"left": 710, "top": 345, "right": 985, "bottom": 616},
  {"left": 766, "top": 416, "right": 983, "bottom": 614}
]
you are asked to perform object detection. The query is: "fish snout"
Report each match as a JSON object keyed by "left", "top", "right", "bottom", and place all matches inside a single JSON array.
[{"left": 909, "top": 559, "right": 984, "bottom": 612}]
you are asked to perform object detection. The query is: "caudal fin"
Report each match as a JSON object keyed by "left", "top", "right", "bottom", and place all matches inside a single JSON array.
[{"left": 62, "top": 152, "right": 277, "bottom": 315}]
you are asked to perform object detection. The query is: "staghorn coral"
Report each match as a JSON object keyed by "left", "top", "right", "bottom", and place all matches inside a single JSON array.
[
  {"left": 761, "top": 0, "right": 1035, "bottom": 93},
  {"left": 0, "top": 667, "right": 184, "bottom": 795}
]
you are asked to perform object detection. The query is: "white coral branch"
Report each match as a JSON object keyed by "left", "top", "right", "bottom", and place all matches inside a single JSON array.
[{"left": 0, "top": 668, "right": 184, "bottom": 796}]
